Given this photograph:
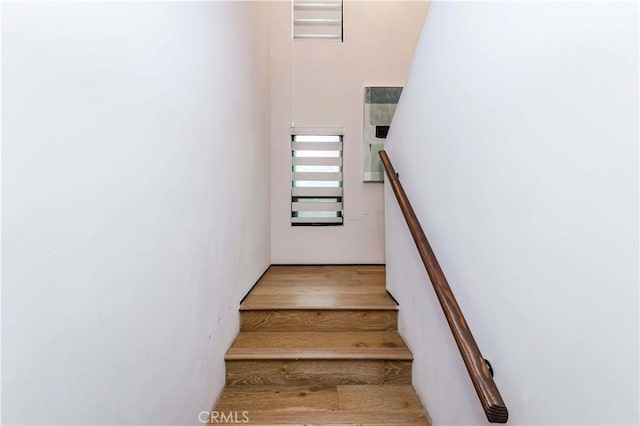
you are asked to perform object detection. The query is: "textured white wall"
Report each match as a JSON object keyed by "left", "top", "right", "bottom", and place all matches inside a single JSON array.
[
  {"left": 270, "top": 1, "right": 429, "bottom": 264},
  {"left": 2, "top": 2, "right": 271, "bottom": 424},
  {"left": 385, "top": 2, "right": 639, "bottom": 425}
]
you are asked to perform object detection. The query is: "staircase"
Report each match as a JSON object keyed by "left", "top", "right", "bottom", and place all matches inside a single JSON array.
[{"left": 213, "top": 265, "right": 431, "bottom": 425}]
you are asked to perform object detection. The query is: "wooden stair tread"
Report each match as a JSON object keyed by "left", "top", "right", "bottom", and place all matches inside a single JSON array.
[
  {"left": 220, "top": 409, "right": 430, "bottom": 425},
  {"left": 336, "top": 385, "right": 425, "bottom": 410},
  {"left": 216, "top": 385, "right": 339, "bottom": 411},
  {"left": 216, "top": 385, "right": 424, "bottom": 411},
  {"left": 226, "top": 332, "right": 413, "bottom": 360},
  {"left": 214, "top": 385, "right": 430, "bottom": 425}
]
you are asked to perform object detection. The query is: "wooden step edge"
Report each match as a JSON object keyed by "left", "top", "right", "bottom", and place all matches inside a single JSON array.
[
  {"left": 224, "top": 348, "right": 414, "bottom": 361},
  {"left": 239, "top": 304, "right": 399, "bottom": 311}
]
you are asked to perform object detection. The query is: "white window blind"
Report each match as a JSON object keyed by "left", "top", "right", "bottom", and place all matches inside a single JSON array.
[
  {"left": 293, "top": 1, "right": 343, "bottom": 41},
  {"left": 291, "top": 134, "right": 343, "bottom": 225}
]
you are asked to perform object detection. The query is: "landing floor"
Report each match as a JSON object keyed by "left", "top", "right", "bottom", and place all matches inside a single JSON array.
[{"left": 241, "top": 265, "right": 396, "bottom": 310}]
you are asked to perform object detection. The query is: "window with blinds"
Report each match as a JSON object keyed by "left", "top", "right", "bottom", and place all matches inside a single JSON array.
[
  {"left": 291, "top": 134, "right": 343, "bottom": 226},
  {"left": 293, "top": 0, "right": 344, "bottom": 42}
]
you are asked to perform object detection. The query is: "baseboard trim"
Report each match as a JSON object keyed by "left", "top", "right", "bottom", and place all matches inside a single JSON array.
[
  {"left": 270, "top": 263, "right": 386, "bottom": 267},
  {"left": 239, "top": 265, "right": 272, "bottom": 305}
]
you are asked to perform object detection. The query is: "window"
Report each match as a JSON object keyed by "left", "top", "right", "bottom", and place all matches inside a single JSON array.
[
  {"left": 293, "top": 0, "right": 344, "bottom": 42},
  {"left": 291, "top": 133, "right": 343, "bottom": 225}
]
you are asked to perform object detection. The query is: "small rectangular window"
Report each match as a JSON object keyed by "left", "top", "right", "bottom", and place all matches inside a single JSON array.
[
  {"left": 291, "top": 133, "right": 343, "bottom": 226},
  {"left": 293, "top": 0, "right": 344, "bottom": 42}
]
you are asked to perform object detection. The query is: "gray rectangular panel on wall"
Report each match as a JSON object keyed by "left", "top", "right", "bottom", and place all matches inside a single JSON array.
[{"left": 363, "top": 87, "right": 403, "bottom": 182}]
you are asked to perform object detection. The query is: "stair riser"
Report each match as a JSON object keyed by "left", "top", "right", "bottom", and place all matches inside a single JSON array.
[
  {"left": 240, "top": 310, "right": 398, "bottom": 332},
  {"left": 226, "top": 360, "right": 412, "bottom": 386}
]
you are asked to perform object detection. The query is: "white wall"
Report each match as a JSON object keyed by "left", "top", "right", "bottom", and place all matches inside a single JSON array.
[
  {"left": 270, "top": 1, "right": 429, "bottom": 264},
  {"left": 2, "top": 2, "right": 271, "bottom": 424},
  {"left": 385, "top": 2, "right": 638, "bottom": 425}
]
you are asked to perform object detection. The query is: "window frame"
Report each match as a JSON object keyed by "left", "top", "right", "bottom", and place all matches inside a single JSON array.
[{"left": 291, "top": 131, "right": 344, "bottom": 226}]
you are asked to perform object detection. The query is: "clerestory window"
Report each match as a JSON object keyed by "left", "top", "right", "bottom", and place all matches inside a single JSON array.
[{"left": 292, "top": 1, "right": 344, "bottom": 42}]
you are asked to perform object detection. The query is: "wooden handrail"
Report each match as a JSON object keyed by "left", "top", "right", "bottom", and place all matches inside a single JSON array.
[{"left": 379, "top": 150, "right": 508, "bottom": 424}]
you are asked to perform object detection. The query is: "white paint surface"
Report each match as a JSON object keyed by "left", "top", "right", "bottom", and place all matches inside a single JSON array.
[
  {"left": 385, "top": 2, "right": 639, "bottom": 425},
  {"left": 270, "top": 1, "right": 429, "bottom": 264},
  {"left": 2, "top": 2, "right": 271, "bottom": 424}
]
